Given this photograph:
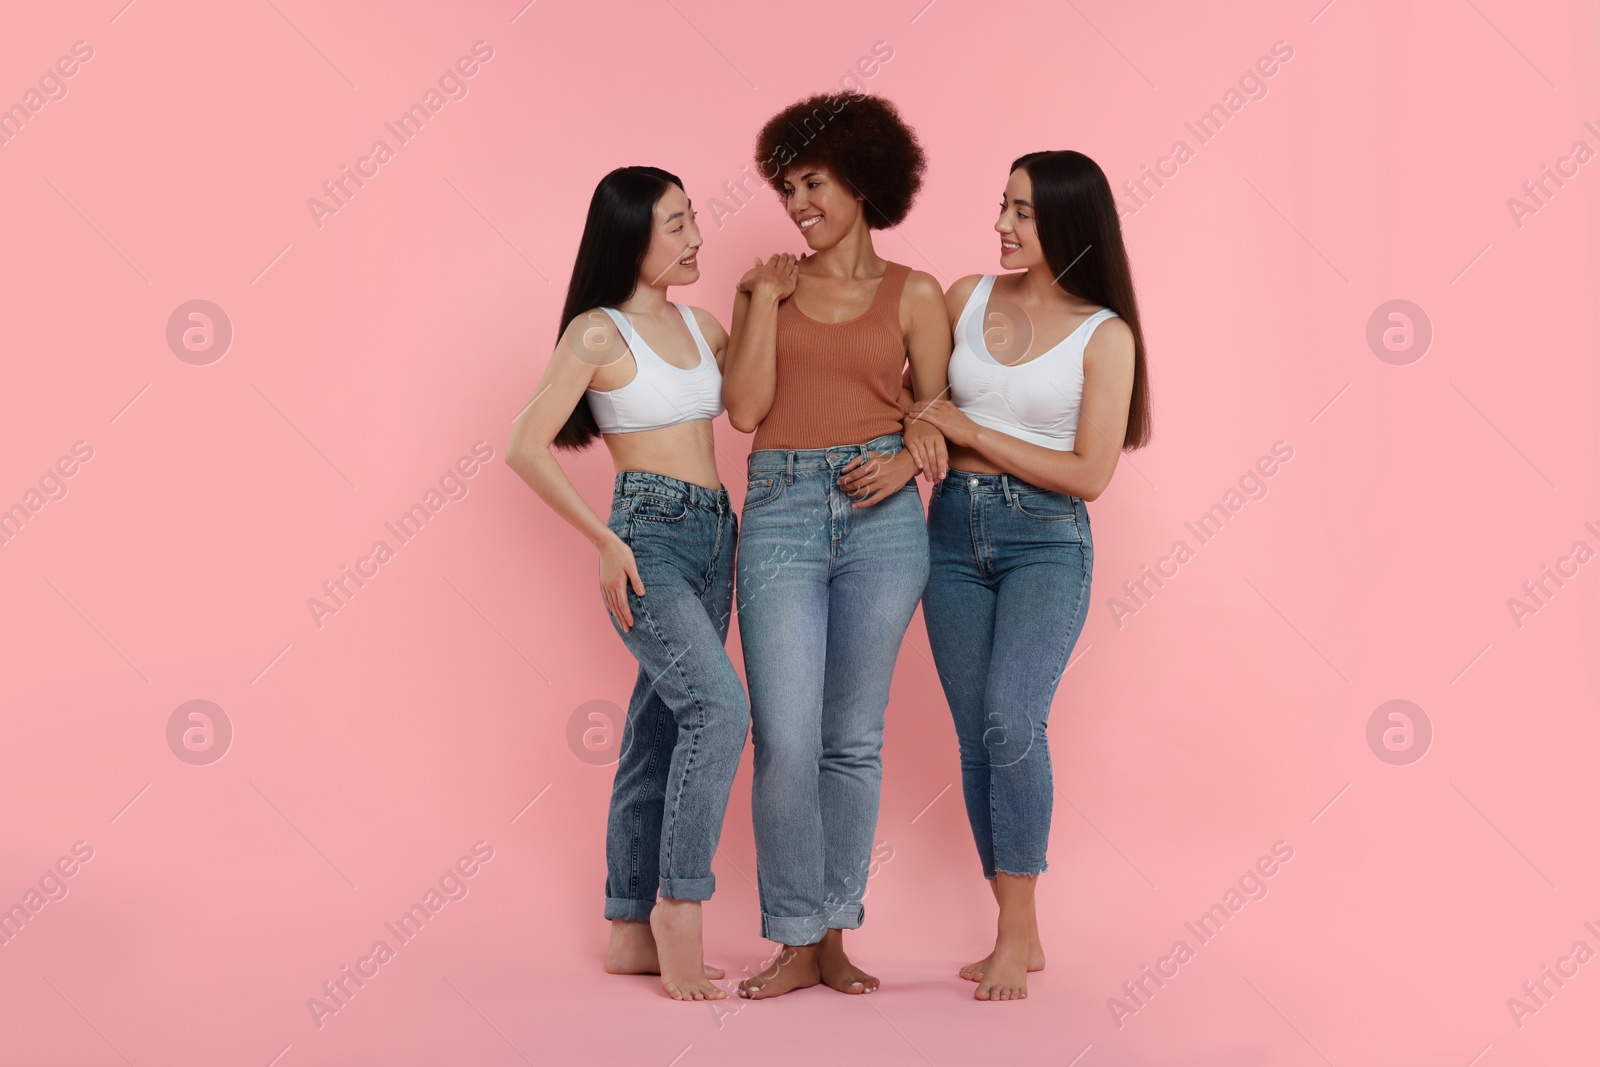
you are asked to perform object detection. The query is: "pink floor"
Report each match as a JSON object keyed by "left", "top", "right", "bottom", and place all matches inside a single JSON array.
[{"left": 4, "top": 0, "right": 1599, "bottom": 1064}]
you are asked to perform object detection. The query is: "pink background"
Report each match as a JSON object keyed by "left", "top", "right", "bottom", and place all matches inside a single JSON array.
[{"left": 3, "top": 1, "right": 1598, "bottom": 1064}]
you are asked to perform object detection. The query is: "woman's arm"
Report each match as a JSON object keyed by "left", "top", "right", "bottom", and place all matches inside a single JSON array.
[
  {"left": 899, "top": 270, "right": 957, "bottom": 481},
  {"left": 721, "top": 254, "right": 797, "bottom": 432},
  {"left": 840, "top": 269, "right": 952, "bottom": 502},
  {"left": 690, "top": 306, "right": 730, "bottom": 372},
  {"left": 503, "top": 317, "right": 646, "bottom": 629},
  {"left": 907, "top": 316, "right": 1137, "bottom": 500}
]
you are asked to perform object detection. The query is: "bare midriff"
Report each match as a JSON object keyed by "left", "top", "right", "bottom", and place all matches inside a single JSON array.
[
  {"left": 945, "top": 442, "right": 1008, "bottom": 476},
  {"left": 603, "top": 420, "right": 723, "bottom": 490}
]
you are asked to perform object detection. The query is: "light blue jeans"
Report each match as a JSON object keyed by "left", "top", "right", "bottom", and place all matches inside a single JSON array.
[
  {"left": 736, "top": 432, "right": 929, "bottom": 945},
  {"left": 922, "top": 468, "right": 1094, "bottom": 879},
  {"left": 602, "top": 471, "right": 751, "bottom": 920}
]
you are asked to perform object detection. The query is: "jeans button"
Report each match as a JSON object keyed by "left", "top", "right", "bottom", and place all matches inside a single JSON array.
[{"left": 968, "top": 477, "right": 979, "bottom": 487}]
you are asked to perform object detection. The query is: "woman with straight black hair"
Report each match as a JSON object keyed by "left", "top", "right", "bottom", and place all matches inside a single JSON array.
[
  {"left": 505, "top": 165, "right": 749, "bottom": 1001},
  {"left": 908, "top": 149, "right": 1152, "bottom": 1001}
]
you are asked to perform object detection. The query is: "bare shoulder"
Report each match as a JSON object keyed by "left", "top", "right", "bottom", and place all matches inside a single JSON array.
[
  {"left": 902, "top": 267, "right": 944, "bottom": 302},
  {"left": 558, "top": 307, "right": 628, "bottom": 367},
  {"left": 898, "top": 267, "right": 945, "bottom": 333},
  {"left": 1084, "top": 313, "right": 1136, "bottom": 367},
  {"left": 944, "top": 273, "right": 985, "bottom": 313},
  {"left": 903, "top": 268, "right": 947, "bottom": 323},
  {"left": 686, "top": 305, "right": 728, "bottom": 347}
]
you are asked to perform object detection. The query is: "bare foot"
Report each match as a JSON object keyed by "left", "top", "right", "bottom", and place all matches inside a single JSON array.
[
  {"left": 818, "top": 928, "right": 878, "bottom": 994},
  {"left": 974, "top": 934, "right": 1031, "bottom": 1001},
  {"left": 958, "top": 940, "right": 1045, "bottom": 982},
  {"left": 604, "top": 918, "right": 725, "bottom": 980},
  {"left": 737, "top": 943, "right": 821, "bottom": 999},
  {"left": 649, "top": 900, "right": 725, "bottom": 1000}
]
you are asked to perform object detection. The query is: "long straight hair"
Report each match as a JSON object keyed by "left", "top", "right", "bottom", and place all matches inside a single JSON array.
[
  {"left": 1011, "top": 150, "right": 1151, "bottom": 450},
  {"left": 552, "top": 165, "right": 684, "bottom": 451}
]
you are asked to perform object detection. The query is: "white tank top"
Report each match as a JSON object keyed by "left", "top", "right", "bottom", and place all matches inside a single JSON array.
[
  {"left": 584, "top": 303, "right": 724, "bottom": 434},
  {"left": 947, "top": 275, "right": 1119, "bottom": 451}
]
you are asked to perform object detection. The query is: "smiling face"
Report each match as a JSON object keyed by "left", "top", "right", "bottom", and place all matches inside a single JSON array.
[
  {"left": 780, "top": 163, "right": 864, "bottom": 251},
  {"left": 996, "top": 167, "right": 1045, "bottom": 270},
  {"left": 638, "top": 182, "right": 702, "bottom": 288}
]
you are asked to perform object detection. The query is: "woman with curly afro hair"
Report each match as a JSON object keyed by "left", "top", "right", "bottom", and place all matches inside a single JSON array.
[{"left": 723, "top": 91, "right": 951, "bottom": 1000}]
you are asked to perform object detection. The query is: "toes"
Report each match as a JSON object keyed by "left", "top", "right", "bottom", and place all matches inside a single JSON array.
[{"left": 703, "top": 965, "right": 726, "bottom": 979}]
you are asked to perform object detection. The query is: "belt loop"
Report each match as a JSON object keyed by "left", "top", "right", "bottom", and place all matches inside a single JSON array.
[
  {"left": 785, "top": 450, "right": 795, "bottom": 484},
  {"left": 1001, "top": 473, "right": 1014, "bottom": 505}
]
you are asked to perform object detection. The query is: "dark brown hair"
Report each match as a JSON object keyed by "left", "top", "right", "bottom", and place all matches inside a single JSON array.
[
  {"left": 1012, "top": 150, "right": 1151, "bottom": 450},
  {"left": 754, "top": 92, "right": 925, "bottom": 228}
]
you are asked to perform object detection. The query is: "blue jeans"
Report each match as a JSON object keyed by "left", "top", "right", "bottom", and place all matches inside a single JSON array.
[
  {"left": 922, "top": 468, "right": 1094, "bottom": 879},
  {"left": 736, "top": 432, "right": 929, "bottom": 945},
  {"left": 602, "top": 471, "right": 751, "bottom": 920}
]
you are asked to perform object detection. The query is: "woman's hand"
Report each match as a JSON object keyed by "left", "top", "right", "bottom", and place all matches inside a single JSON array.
[
  {"left": 599, "top": 535, "right": 645, "bottom": 631},
  {"left": 838, "top": 448, "right": 919, "bottom": 508},
  {"left": 737, "top": 253, "right": 800, "bottom": 301},
  {"left": 906, "top": 398, "right": 983, "bottom": 449},
  {"left": 901, "top": 417, "right": 948, "bottom": 483}
]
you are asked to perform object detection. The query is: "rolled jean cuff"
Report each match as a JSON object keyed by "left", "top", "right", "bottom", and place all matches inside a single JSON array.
[
  {"left": 659, "top": 874, "right": 715, "bottom": 901},
  {"left": 761, "top": 912, "right": 830, "bottom": 947},
  {"left": 825, "top": 900, "right": 864, "bottom": 931},
  {"left": 604, "top": 897, "right": 655, "bottom": 922}
]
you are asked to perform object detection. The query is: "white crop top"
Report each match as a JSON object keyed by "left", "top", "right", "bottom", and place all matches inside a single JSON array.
[
  {"left": 947, "top": 275, "right": 1119, "bottom": 451},
  {"left": 584, "top": 303, "right": 724, "bottom": 434}
]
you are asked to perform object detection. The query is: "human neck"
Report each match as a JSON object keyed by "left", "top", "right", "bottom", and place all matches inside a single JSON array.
[
  {"left": 616, "top": 282, "right": 671, "bottom": 316},
  {"left": 806, "top": 223, "right": 883, "bottom": 279}
]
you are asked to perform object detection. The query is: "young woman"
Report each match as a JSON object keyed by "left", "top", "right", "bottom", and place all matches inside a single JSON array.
[
  {"left": 722, "top": 93, "right": 951, "bottom": 1000},
  {"left": 504, "top": 166, "right": 750, "bottom": 1002},
  {"left": 908, "top": 150, "right": 1152, "bottom": 1002}
]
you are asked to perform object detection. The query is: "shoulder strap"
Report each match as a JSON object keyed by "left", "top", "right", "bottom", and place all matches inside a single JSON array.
[
  {"left": 596, "top": 306, "right": 653, "bottom": 365},
  {"left": 1075, "top": 307, "right": 1121, "bottom": 350},
  {"left": 956, "top": 275, "right": 995, "bottom": 334},
  {"left": 673, "top": 303, "right": 713, "bottom": 355},
  {"left": 870, "top": 261, "right": 913, "bottom": 325}
]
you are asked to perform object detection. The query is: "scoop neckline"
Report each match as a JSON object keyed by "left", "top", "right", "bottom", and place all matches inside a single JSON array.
[
  {"left": 607, "top": 303, "right": 706, "bottom": 373},
  {"left": 974, "top": 276, "right": 1110, "bottom": 369},
  {"left": 788, "top": 262, "right": 900, "bottom": 327}
]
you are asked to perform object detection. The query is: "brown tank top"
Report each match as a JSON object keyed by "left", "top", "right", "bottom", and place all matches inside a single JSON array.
[{"left": 751, "top": 260, "right": 912, "bottom": 451}]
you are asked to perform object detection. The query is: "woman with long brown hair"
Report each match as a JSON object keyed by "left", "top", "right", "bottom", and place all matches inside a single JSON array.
[{"left": 909, "top": 149, "right": 1152, "bottom": 1001}]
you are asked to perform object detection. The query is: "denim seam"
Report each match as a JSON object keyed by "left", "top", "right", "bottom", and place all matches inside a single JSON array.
[
  {"left": 626, "top": 683, "right": 672, "bottom": 902},
  {"left": 637, "top": 600, "right": 707, "bottom": 888},
  {"left": 978, "top": 542, "right": 1091, "bottom": 879},
  {"left": 701, "top": 513, "right": 723, "bottom": 590},
  {"left": 971, "top": 494, "right": 992, "bottom": 578}
]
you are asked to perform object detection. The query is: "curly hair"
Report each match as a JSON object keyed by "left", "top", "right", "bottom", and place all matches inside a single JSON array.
[{"left": 753, "top": 92, "right": 926, "bottom": 228}]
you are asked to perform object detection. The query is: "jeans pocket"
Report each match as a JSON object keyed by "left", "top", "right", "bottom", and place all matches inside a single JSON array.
[
  {"left": 744, "top": 476, "right": 783, "bottom": 511},
  {"left": 1013, "top": 492, "right": 1080, "bottom": 525},
  {"left": 632, "top": 493, "right": 689, "bottom": 523}
]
